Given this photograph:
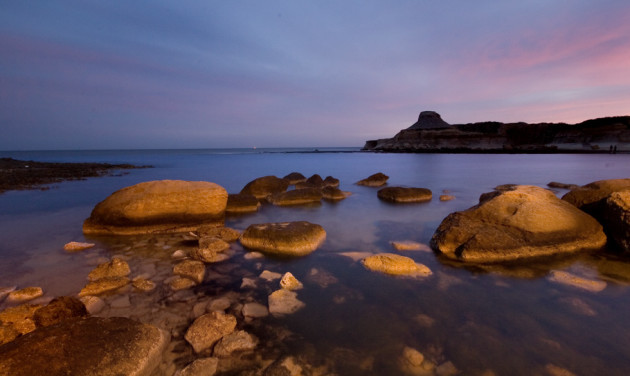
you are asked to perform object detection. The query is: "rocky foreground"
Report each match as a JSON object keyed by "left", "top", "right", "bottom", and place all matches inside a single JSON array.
[
  {"left": 1, "top": 173, "right": 630, "bottom": 375},
  {"left": 363, "top": 111, "right": 630, "bottom": 153}
]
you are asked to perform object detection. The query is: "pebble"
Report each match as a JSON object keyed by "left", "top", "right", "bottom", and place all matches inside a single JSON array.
[
  {"left": 390, "top": 241, "right": 431, "bottom": 252},
  {"left": 280, "top": 272, "right": 303, "bottom": 290},
  {"left": 244, "top": 251, "right": 265, "bottom": 260},
  {"left": 268, "top": 289, "right": 305, "bottom": 316},
  {"left": 439, "top": 195, "right": 455, "bottom": 201},
  {"left": 171, "top": 250, "right": 187, "bottom": 259},
  {"left": 241, "top": 278, "right": 257, "bottom": 289},
  {"left": 207, "top": 297, "right": 232, "bottom": 312},
  {"left": 169, "top": 277, "right": 197, "bottom": 291},
  {"left": 63, "top": 241, "right": 95, "bottom": 252},
  {"left": 178, "top": 357, "right": 219, "bottom": 376}
]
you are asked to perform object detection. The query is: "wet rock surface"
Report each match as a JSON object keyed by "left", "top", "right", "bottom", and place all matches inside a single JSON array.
[
  {"left": 377, "top": 186, "right": 432, "bottom": 203},
  {"left": 356, "top": 172, "right": 389, "bottom": 187},
  {"left": 362, "top": 253, "right": 432, "bottom": 276},
  {"left": 267, "top": 188, "right": 323, "bottom": 206},
  {"left": 240, "top": 221, "right": 326, "bottom": 257},
  {"left": 226, "top": 193, "right": 261, "bottom": 213},
  {"left": 184, "top": 311, "right": 237, "bottom": 353},
  {"left": 240, "top": 175, "right": 289, "bottom": 199}
]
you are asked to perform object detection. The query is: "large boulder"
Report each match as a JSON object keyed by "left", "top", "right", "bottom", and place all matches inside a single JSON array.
[
  {"left": 267, "top": 188, "right": 323, "bottom": 206},
  {"left": 83, "top": 180, "right": 228, "bottom": 235},
  {"left": 240, "top": 221, "right": 326, "bottom": 257},
  {"left": 604, "top": 190, "right": 630, "bottom": 252},
  {"left": 0, "top": 317, "right": 169, "bottom": 376},
  {"left": 377, "top": 187, "right": 432, "bottom": 203},
  {"left": 562, "top": 178, "right": 630, "bottom": 218},
  {"left": 225, "top": 193, "right": 260, "bottom": 214},
  {"left": 431, "top": 185, "right": 607, "bottom": 263},
  {"left": 240, "top": 176, "right": 289, "bottom": 199}
]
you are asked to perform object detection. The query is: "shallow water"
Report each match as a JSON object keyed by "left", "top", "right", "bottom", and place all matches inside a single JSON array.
[{"left": 2, "top": 149, "right": 630, "bottom": 375}]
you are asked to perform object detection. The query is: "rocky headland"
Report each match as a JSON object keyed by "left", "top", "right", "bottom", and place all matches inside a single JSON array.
[{"left": 363, "top": 111, "right": 630, "bottom": 153}]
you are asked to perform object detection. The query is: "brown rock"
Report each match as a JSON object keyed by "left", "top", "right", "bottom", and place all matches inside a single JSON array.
[
  {"left": 321, "top": 186, "right": 351, "bottom": 201},
  {"left": 280, "top": 272, "right": 303, "bottom": 290},
  {"left": 377, "top": 187, "right": 432, "bottom": 203},
  {"left": 184, "top": 312, "right": 237, "bottom": 353},
  {"left": 63, "top": 241, "right": 95, "bottom": 252},
  {"left": 88, "top": 257, "right": 130, "bottom": 281},
  {"left": 267, "top": 188, "right": 322, "bottom": 206},
  {"left": 226, "top": 193, "right": 261, "bottom": 213},
  {"left": 604, "top": 190, "right": 630, "bottom": 252},
  {"left": 240, "top": 221, "right": 326, "bottom": 257},
  {"left": 439, "top": 194, "right": 455, "bottom": 201},
  {"left": 432, "top": 185, "right": 607, "bottom": 263},
  {"left": 562, "top": 178, "right": 630, "bottom": 218},
  {"left": 79, "top": 277, "right": 129, "bottom": 297},
  {"left": 282, "top": 172, "right": 307, "bottom": 185},
  {"left": 0, "top": 323, "right": 20, "bottom": 346},
  {"left": 179, "top": 357, "right": 219, "bottom": 376},
  {"left": 362, "top": 253, "right": 432, "bottom": 276},
  {"left": 0, "top": 304, "right": 42, "bottom": 336},
  {"left": 197, "top": 226, "right": 240, "bottom": 242},
  {"left": 33, "top": 296, "right": 88, "bottom": 328},
  {"left": 0, "top": 317, "right": 169, "bottom": 376},
  {"left": 268, "top": 289, "right": 305, "bottom": 316},
  {"left": 240, "top": 176, "right": 289, "bottom": 199},
  {"left": 323, "top": 176, "right": 340, "bottom": 187},
  {"left": 213, "top": 330, "right": 258, "bottom": 358},
  {"left": 6, "top": 287, "right": 43, "bottom": 303},
  {"left": 169, "top": 277, "right": 197, "bottom": 291},
  {"left": 132, "top": 278, "right": 156, "bottom": 292},
  {"left": 83, "top": 180, "right": 228, "bottom": 235},
  {"left": 173, "top": 260, "right": 206, "bottom": 284},
  {"left": 356, "top": 172, "right": 389, "bottom": 187}
]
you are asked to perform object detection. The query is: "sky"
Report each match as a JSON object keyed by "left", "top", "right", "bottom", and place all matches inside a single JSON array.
[{"left": 1, "top": 1, "right": 629, "bottom": 150}]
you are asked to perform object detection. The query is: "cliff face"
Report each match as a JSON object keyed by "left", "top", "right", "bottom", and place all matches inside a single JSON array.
[{"left": 363, "top": 112, "right": 630, "bottom": 153}]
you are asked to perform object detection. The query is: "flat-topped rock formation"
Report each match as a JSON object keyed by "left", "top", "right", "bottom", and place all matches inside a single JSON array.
[{"left": 363, "top": 111, "right": 630, "bottom": 153}]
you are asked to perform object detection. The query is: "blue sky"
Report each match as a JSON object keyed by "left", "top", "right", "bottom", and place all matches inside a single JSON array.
[{"left": 1, "top": 1, "right": 629, "bottom": 149}]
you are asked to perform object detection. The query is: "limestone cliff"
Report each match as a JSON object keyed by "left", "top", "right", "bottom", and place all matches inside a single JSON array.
[{"left": 363, "top": 111, "right": 630, "bottom": 153}]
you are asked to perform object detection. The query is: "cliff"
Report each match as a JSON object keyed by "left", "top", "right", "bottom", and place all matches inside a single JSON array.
[{"left": 363, "top": 111, "right": 630, "bottom": 153}]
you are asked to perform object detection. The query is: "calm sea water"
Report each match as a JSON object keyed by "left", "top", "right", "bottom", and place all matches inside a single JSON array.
[{"left": 2, "top": 148, "right": 630, "bottom": 375}]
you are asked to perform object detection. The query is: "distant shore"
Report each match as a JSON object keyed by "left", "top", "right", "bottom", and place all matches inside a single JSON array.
[{"left": 0, "top": 157, "right": 150, "bottom": 193}]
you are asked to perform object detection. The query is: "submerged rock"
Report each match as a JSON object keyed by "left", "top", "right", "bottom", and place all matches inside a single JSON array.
[
  {"left": 362, "top": 253, "right": 432, "bottom": 276},
  {"left": 193, "top": 237, "right": 230, "bottom": 263},
  {"left": 432, "top": 185, "right": 607, "bottom": 263},
  {"left": 268, "top": 188, "right": 323, "bottom": 206},
  {"left": 179, "top": 357, "right": 219, "bottom": 376},
  {"left": 184, "top": 311, "right": 237, "bottom": 353},
  {"left": 323, "top": 176, "right": 340, "bottom": 187},
  {"left": 356, "top": 172, "right": 389, "bottom": 187},
  {"left": 439, "top": 195, "right": 455, "bottom": 201},
  {"left": 226, "top": 193, "right": 261, "bottom": 213},
  {"left": 83, "top": 180, "right": 228, "bottom": 235},
  {"left": 63, "top": 241, "right": 95, "bottom": 252},
  {"left": 132, "top": 278, "right": 156, "bottom": 292},
  {"left": 79, "top": 296, "right": 105, "bottom": 314},
  {"left": 268, "top": 289, "right": 305, "bottom": 316},
  {"left": 241, "top": 221, "right": 326, "bottom": 257},
  {"left": 391, "top": 241, "right": 431, "bottom": 252},
  {"left": 378, "top": 187, "right": 432, "bottom": 203},
  {"left": 562, "top": 178, "right": 630, "bottom": 218},
  {"left": 242, "top": 302, "right": 269, "bottom": 318},
  {"left": 0, "top": 317, "right": 169, "bottom": 376},
  {"left": 197, "top": 226, "right": 241, "bottom": 242},
  {"left": 79, "top": 277, "right": 129, "bottom": 297},
  {"left": 240, "top": 176, "right": 289, "bottom": 200},
  {"left": 213, "top": 330, "right": 258, "bottom": 358},
  {"left": 88, "top": 257, "right": 130, "bottom": 281}
]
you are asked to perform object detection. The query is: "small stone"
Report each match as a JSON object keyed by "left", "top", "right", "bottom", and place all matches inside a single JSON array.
[
  {"left": 402, "top": 346, "right": 424, "bottom": 366},
  {"left": 213, "top": 330, "right": 258, "bottom": 358},
  {"left": 241, "top": 278, "right": 257, "bottom": 289},
  {"left": 172, "top": 250, "right": 187, "bottom": 259},
  {"left": 391, "top": 241, "right": 431, "bottom": 252},
  {"left": 132, "top": 278, "right": 156, "bottom": 292},
  {"left": 207, "top": 297, "right": 231, "bottom": 312},
  {"left": 362, "top": 253, "right": 432, "bottom": 276},
  {"left": 7, "top": 287, "right": 44, "bottom": 303},
  {"left": 110, "top": 295, "right": 131, "bottom": 308},
  {"left": 184, "top": 311, "right": 237, "bottom": 353},
  {"left": 241, "top": 221, "right": 326, "bottom": 257},
  {"left": 321, "top": 186, "right": 352, "bottom": 201},
  {"left": 439, "top": 195, "right": 455, "bottom": 201},
  {"left": 88, "top": 257, "right": 130, "bottom": 281},
  {"left": 63, "top": 241, "right": 95, "bottom": 252},
  {"left": 198, "top": 236, "right": 230, "bottom": 253},
  {"left": 192, "top": 302, "right": 208, "bottom": 318},
  {"left": 173, "top": 260, "right": 206, "bottom": 284},
  {"left": 79, "top": 277, "right": 129, "bottom": 297},
  {"left": 436, "top": 361, "right": 458, "bottom": 376},
  {"left": 179, "top": 357, "right": 219, "bottom": 376},
  {"left": 356, "top": 172, "right": 389, "bottom": 187},
  {"left": 79, "top": 296, "right": 105, "bottom": 314},
  {"left": 280, "top": 272, "right": 303, "bottom": 290},
  {"left": 307, "top": 268, "right": 338, "bottom": 288},
  {"left": 268, "top": 289, "right": 305, "bottom": 316},
  {"left": 242, "top": 302, "right": 269, "bottom": 318},
  {"left": 244, "top": 252, "right": 264, "bottom": 260},
  {"left": 377, "top": 187, "right": 432, "bottom": 203},
  {"left": 33, "top": 296, "right": 87, "bottom": 328},
  {"left": 414, "top": 314, "right": 436, "bottom": 327},
  {"left": 548, "top": 270, "right": 606, "bottom": 292},
  {"left": 169, "top": 277, "right": 197, "bottom": 291},
  {"left": 226, "top": 193, "right": 261, "bottom": 213},
  {"left": 259, "top": 270, "right": 282, "bottom": 281}
]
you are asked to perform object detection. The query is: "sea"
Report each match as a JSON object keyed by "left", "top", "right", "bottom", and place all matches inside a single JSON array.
[{"left": 2, "top": 148, "right": 630, "bottom": 375}]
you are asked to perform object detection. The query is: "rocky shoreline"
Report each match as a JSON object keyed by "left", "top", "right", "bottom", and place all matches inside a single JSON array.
[
  {"left": 1, "top": 172, "right": 629, "bottom": 375},
  {"left": 0, "top": 157, "right": 150, "bottom": 194}
]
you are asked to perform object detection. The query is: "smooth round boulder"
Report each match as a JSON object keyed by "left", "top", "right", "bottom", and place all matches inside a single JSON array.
[
  {"left": 356, "top": 172, "right": 389, "bottom": 187},
  {"left": 0, "top": 317, "right": 169, "bottom": 376},
  {"left": 267, "top": 188, "right": 323, "bottom": 206},
  {"left": 226, "top": 193, "right": 260, "bottom": 214},
  {"left": 321, "top": 186, "right": 352, "bottom": 201},
  {"left": 323, "top": 176, "right": 340, "bottom": 187},
  {"left": 377, "top": 187, "right": 432, "bottom": 203},
  {"left": 240, "top": 176, "right": 289, "bottom": 199},
  {"left": 282, "top": 172, "right": 307, "bottom": 185},
  {"left": 83, "top": 180, "right": 228, "bottom": 235},
  {"left": 604, "top": 190, "right": 630, "bottom": 252},
  {"left": 562, "top": 178, "right": 630, "bottom": 218},
  {"left": 431, "top": 185, "right": 607, "bottom": 263},
  {"left": 240, "top": 221, "right": 326, "bottom": 256},
  {"left": 362, "top": 253, "right": 432, "bottom": 276}
]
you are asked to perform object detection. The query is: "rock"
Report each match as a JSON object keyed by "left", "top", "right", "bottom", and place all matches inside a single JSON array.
[
  {"left": 213, "top": 330, "right": 258, "bottom": 357},
  {"left": 321, "top": 186, "right": 351, "bottom": 201},
  {"left": 439, "top": 195, "right": 455, "bottom": 201},
  {"left": 0, "top": 286, "right": 16, "bottom": 302},
  {"left": 307, "top": 268, "right": 338, "bottom": 288},
  {"left": 260, "top": 270, "right": 282, "bottom": 281},
  {"left": 280, "top": 272, "right": 303, "bottom": 290},
  {"left": 79, "top": 296, "right": 105, "bottom": 314},
  {"left": 306, "top": 174, "right": 324, "bottom": 187},
  {"left": 547, "top": 182, "right": 579, "bottom": 190},
  {"left": 562, "top": 178, "right": 630, "bottom": 218},
  {"left": 545, "top": 364, "right": 576, "bottom": 376},
  {"left": 268, "top": 289, "right": 305, "bottom": 316},
  {"left": 179, "top": 357, "right": 219, "bottom": 376},
  {"left": 0, "top": 323, "right": 20, "bottom": 346},
  {"left": 172, "top": 249, "right": 187, "bottom": 259},
  {"left": 267, "top": 188, "right": 322, "bottom": 206},
  {"left": 6, "top": 287, "right": 43, "bottom": 303},
  {"left": 241, "top": 221, "right": 326, "bottom": 257},
  {"left": 226, "top": 193, "right": 261, "bottom": 213},
  {"left": 240, "top": 176, "right": 289, "bottom": 199},
  {"left": 173, "top": 260, "right": 206, "bottom": 284},
  {"left": 197, "top": 226, "right": 240, "bottom": 242},
  {"left": 548, "top": 270, "right": 607, "bottom": 292},
  {"left": 110, "top": 295, "right": 131, "bottom": 308},
  {"left": 391, "top": 241, "right": 431, "bottom": 252},
  {"left": 242, "top": 302, "right": 269, "bottom": 318},
  {"left": 241, "top": 278, "right": 257, "bottom": 289},
  {"left": 436, "top": 361, "right": 458, "bottom": 376},
  {"left": 33, "top": 296, "right": 88, "bottom": 328},
  {"left": 362, "top": 253, "right": 432, "bottom": 276},
  {"left": 63, "top": 241, "right": 95, "bottom": 252},
  {"left": 0, "top": 317, "right": 169, "bottom": 376},
  {"left": 377, "top": 187, "right": 432, "bottom": 203},
  {"left": 264, "top": 356, "right": 304, "bottom": 376},
  {"left": 132, "top": 278, "right": 156, "bottom": 291},
  {"left": 207, "top": 297, "right": 232, "bottom": 312},
  {"left": 409, "top": 111, "right": 452, "bottom": 130},
  {"left": 282, "top": 172, "right": 307, "bottom": 185},
  {"left": 193, "top": 238, "right": 230, "bottom": 262},
  {"left": 83, "top": 180, "right": 228, "bottom": 235},
  {"left": 432, "top": 185, "right": 607, "bottom": 263},
  {"left": 356, "top": 172, "right": 389, "bottom": 187},
  {"left": 88, "top": 257, "right": 130, "bottom": 281},
  {"left": 79, "top": 276, "right": 129, "bottom": 296},
  {"left": 323, "top": 176, "right": 340, "bottom": 187},
  {"left": 604, "top": 190, "right": 630, "bottom": 252},
  {"left": 0, "top": 304, "right": 42, "bottom": 336},
  {"left": 184, "top": 312, "right": 237, "bottom": 353}
]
